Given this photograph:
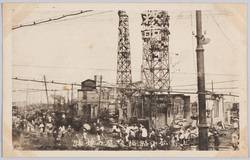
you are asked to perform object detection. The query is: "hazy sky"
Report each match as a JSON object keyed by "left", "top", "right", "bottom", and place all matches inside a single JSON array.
[{"left": 11, "top": 3, "right": 246, "bottom": 104}]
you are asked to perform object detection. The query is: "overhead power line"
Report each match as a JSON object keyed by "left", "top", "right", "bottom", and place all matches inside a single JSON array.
[
  {"left": 12, "top": 77, "right": 81, "bottom": 86},
  {"left": 49, "top": 10, "right": 113, "bottom": 24},
  {"left": 208, "top": 10, "right": 236, "bottom": 52},
  {"left": 172, "top": 87, "right": 239, "bottom": 91},
  {"left": 12, "top": 10, "right": 93, "bottom": 30},
  {"left": 12, "top": 89, "right": 63, "bottom": 92},
  {"left": 172, "top": 80, "right": 239, "bottom": 87},
  {"left": 12, "top": 64, "right": 240, "bottom": 77},
  {"left": 170, "top": 90, "right": 238, "bottom": 97},
  {"left": 12, "top": 77, "right": 239, "bottom": 97},
  {"left": 12, "top": 10, "right": 234, "bottom": 31}
]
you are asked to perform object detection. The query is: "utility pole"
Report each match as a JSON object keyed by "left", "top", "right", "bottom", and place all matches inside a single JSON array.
[
  {"left": 71, "top": 83, "right": 73, "bottom": 104},
  {"left": 211, "top": 80, "right": 214, "bottom": 126},
  {"left": 98, "top": 75, "right": 102, "bottom": 118},
  {"left": 40, "top": 91, "right": 42, "bottom": 103},
  {"left": 212, "top": 80, "right": 214, "bottom": 93},
  {"left": 195, "top": 10, "right": 208, "bottom": 150},
  {"left": 53, "top": 90, "right": 56, "bottom": 108},
  {"left": 67, "top": 89, "right": 69, "bottom": 104},
  {"left": 141, "top": 93, "right": 144, "bottom": 118},
  {"left": 26, "top": 84, "right": 29, "bottom": 107},
  {"left": 43, "top": 75, "right": 49, "bottom": 107}
]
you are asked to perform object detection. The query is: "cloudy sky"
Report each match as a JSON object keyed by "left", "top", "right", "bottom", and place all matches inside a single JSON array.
[{"left": 10, "top": 3, "right": 246, "bottom": 104}]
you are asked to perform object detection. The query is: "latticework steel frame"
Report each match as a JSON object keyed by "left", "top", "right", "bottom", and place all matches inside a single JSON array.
[
  {"left": 141, "top": 10, "right": 170, "bottom": 91},
  {"left": 117, "top": 10, "right": 132, "bottom": 88},
  {"left": 116, "top": 11, "right": 132, "bottom": 120}
]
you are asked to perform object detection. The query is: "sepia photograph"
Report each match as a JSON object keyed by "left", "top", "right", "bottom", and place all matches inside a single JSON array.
[{"left": 2, "top": 2, "right": 248, "bottom": 157}]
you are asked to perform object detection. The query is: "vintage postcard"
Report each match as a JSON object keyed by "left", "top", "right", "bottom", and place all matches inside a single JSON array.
[{"left": 2, "top": 3, "right": 248, "bottom": 157}]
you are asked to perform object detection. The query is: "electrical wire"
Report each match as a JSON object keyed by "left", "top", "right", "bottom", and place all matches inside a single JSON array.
[
  {"left": 172, "top": 87, "right": 239, "bottom": 91},
  {"left": 172, "top": 80, "right": 239, "bottom": 87},
  {"left": 12, "top": 76, "right": 239, "bottom": 97},
  {"left": 12, "top": 89, "right": 63, "bottom": 92},
  {"left": 12, "top": 10, "right": 93, "bottom": 30},
  {"left": 12, "top": 64, "right": 240, "bottom": 77},
  {"left": 46, "top": 10, "right": 114, "bottom": 24},
  {"left": 208, "top": 10, "right": 236, "bottom": 52},
  {"left": 12, "top": 77, "right": 81, "bottom": 86},
  {"left": 12, "top": 10, "right": 235, "bottom": 30},
  {"left": 170, "top": 10, "right": 183, "bottom": 29}
]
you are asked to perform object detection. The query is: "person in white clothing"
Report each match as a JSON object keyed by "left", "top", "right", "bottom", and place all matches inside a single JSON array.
[
  {"left": 232, "top": 130, "right": 239, "bottom": 150},
  {"left": 39, "top": 123, "right": 45, "bottom": 136},
  {"left": 59, "top": 125, "right": 66, "bottom": 138},
  {"left": 83, "top": 128, "right": 87, "bottom": 141}
]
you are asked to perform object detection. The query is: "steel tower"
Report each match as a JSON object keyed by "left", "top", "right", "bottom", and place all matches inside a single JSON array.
[
  {"left": 141, "top": 10, "right": 170, "bottom": 91},
  {"left": 116, "top": 10, "right": 132, "bottom": 121},
  {"left": 117, "top": 10, "right": 132, "bottom": 88}
]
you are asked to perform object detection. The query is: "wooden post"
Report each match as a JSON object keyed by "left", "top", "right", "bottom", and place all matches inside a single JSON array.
[
  {"left": 98, "top": 76, "right": 102, "bottom": 119},
  {"left": 43, "top": 75, "right": 49, "bottom": 108},
  {"left": 71, "top": 83, "right": 73, "bottom": 104}
]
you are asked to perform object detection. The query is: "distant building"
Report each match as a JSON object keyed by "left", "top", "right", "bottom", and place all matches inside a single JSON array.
[
  {"left": 77, "top": 76, "right": 117, "bottom": 122},
  {"left": 77, "top": 77, "right": 191, "bottom": 128},
  {"left": 205, "top": 93, "right": 237, "bottom": 126},
  {"left": 230, "top": 102, "right": 239, "bottom": 123}
]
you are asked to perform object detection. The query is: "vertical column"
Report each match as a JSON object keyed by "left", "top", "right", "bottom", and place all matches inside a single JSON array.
[
  {"left": 117, "top": 10, "right": 132, "bottom": 121},
  {"left": 196, "top": 10, "right": 208, "bottom": 150}
]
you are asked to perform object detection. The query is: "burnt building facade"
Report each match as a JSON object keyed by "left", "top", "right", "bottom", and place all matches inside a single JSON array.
[
  {"left": 131, "top": 93, "right": 191, "bottom": 130},
  {"left": 77, "top": 76, "right": 118, "bottom": 122}
]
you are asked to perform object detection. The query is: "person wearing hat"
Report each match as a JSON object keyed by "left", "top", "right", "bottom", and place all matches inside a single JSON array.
[
  {"left": 149, "top": 128, "right": 156, "bottom": 150},
  {"left": 46, "top": 122, "right": 53, "bottom": 137},
  {"left": 96, "top": 126, "right": 103, "bottom": 142},
  {"left": 59, "top": 125, "right": 66, "bottom": 139},
  {"left": 184, "top": 129, "right": 191, "bottom": 145},
  {"left": 149, "top": 128, "right": 155, "bottom": 139},
  {"left": 116, "top": 138, "right": 125, "bottom": 149},
  {"left": 174, "top": 132, "right": 179, "bottom": 147},
  {"left": 52, "top": 127, "right": 59, "bottom": 144},
  {"left": 26, "top": 120, "right": 32, "bottom": 132},
  {"left": 112, "top": 123, "right": 118, "bottom": 133},
  {"left": 158, "top": 132, "right": 168, "bottom": 150},
  {"left": 83, "top": 126, "right": 88, "bottom": 141},
  {"left": 213, "top": 131, "right": 220, "bottom": 151},
  {"left": 233, "top": 120, "right": 239, "bottom": 131},
  {"left": 112, "top": 123, "right": 121, "bottom": 138},
  {"left": 179, "top": 130, "right": 186, "bottom": 150},
  {"left": 135, "top": 125, "right": 142, "bottom": 147},
  {"left": 141, "top": 125, "right": 148, "bottom": 147},
  {"left": 166, "top": 127, "right": 171, "bottom": 138},
  {"left": 67, "top": 125, "right": 72, "bottom": 133},
  {"left": 39, "top": 123, "right": 45, "bottom": 136},
  {"left": 129, "top": 126, "right": 136, "bottom": 147},
  {"left": 124, "top": 125, "right": 130, "bottom": 144}
]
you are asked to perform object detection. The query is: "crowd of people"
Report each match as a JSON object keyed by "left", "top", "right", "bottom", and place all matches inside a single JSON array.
[
  {"left": 12, "top": 110, "right": 196, "bottom": 150},
  {"left": 13, "top": 110, "right": 70, "bottom": 145},
  {"left": 109, "top": 121, "right": 202, "bottom": 150},
  {"left": 12, "top": 108, "right": 240, "bottom": 151}
]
